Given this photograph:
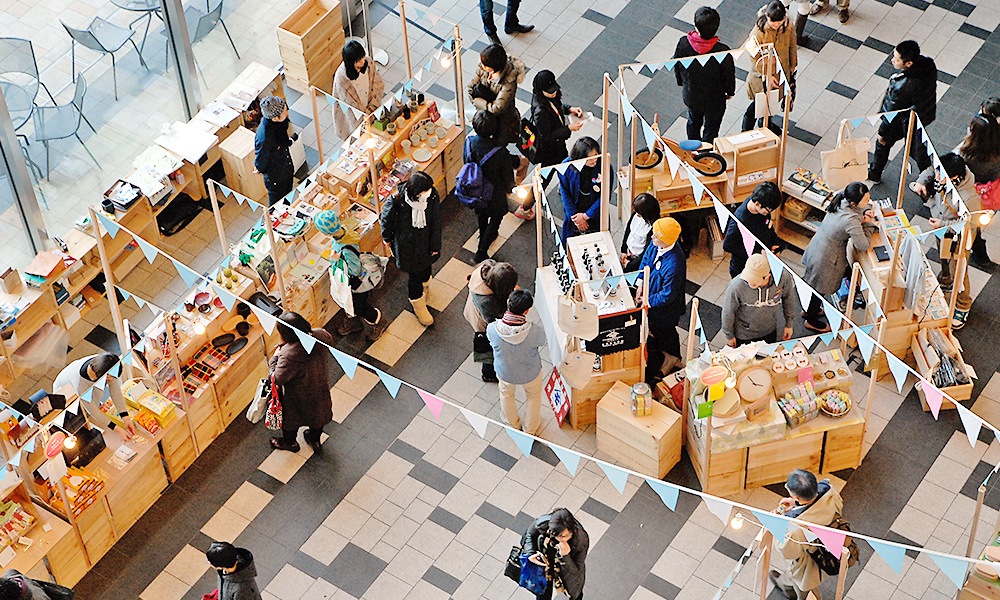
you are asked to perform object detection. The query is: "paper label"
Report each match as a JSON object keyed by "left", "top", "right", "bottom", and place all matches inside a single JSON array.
[
  {"left": 44, "top": 454, "right": 69, "bottom": 481},
  {"left": 0, "top": 546, "right": 16, "bottom": 567},
  {"left": 798, "top": 366, "right": 814, "bottom": 385}
]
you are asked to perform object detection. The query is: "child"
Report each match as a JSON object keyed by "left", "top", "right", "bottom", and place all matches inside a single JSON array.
[{"left": 487, "top": 289, "right": 546, "bottom": 435}]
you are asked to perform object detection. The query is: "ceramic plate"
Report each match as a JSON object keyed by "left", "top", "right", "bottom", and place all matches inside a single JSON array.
[
  {"left": 212, "top": 333, "right": 235, "bottom": 348},
  {"left": 226, "top": 336, "right": 248, "bottom": 355},
  {"left": 412, "top": 148, "right": 432, "bottom": 163}
]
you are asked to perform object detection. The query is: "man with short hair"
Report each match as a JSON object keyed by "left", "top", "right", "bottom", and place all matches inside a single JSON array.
[
  {"left": 487, "top": 289, "right": 546, "bottom": 436},
  {"left": 721, "top": 254, "right": 798, "bottom": 347},
  {"left": 635, "top": 217, "right": 687, "bottom": 385},
  {"left": 770, "top": 469, "right": 847, "bottom": 600},
  {"left": 673, "top": 7, "right": 736, "bottom": 143},
  {"left": 722, "top": 181, "right": 784, "bottom": 278},
  {"left": 868, "top": 40, "right": 937, "bottom": 184},
  {"left": 206, "top": 541, "right": 263, "bottom": 600}
]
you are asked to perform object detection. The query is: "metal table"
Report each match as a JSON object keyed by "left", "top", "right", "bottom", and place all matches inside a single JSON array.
[{"left": 111, "top": 0, "right": 161, "bottom": 55}]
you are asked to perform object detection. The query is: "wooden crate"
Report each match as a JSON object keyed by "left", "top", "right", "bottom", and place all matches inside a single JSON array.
[
  {"left": 277, "top": 0, "right": 344, "bottom": 93},
  {"left": 823, "top": 421, "right": 864, "bottom": 472},
  {"left": 220, "top": 126, "right": 267, "bottom": 202},
  {"left": 161, "top": 412, "right": 197, "bottom": 480},
  {"left": 596, "top": 382, "right": 682, "bottom": 478},
  {"left": 912, "top": 330, "right": 973, "bottom": 410},
  {"left": 187, "top": 386, "right": 223, "bottom": 451},
  {"left": 76, "top": 502, "right": 115, "bottom": 565},
  {"left": 45, "top": 518, "right": 89, "bottom": 586},
  {"left": 746, "top": 432, "right": 823, "bottom": 488},
  {"left": 700, "top": 447, "right": 747, "bottom": 497},
  {"left": 105, "top": 448, "right": 168, "bottom": 536},
  {"left": 214, "top": 338, "right": 268, "bottom": 427},
  {"left": 568, "top": 358, "right": 642, "bottom": 429}
]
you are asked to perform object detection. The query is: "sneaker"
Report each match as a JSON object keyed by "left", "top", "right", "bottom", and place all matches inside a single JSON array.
[
  {"left": 839, "top": 8, "right": 849, "bottom": 22},
  {"left": 364, "top": 309, "right": 387, "bottom": 341},
  {"left": 804, "top": 319, "right": 831, "bottom": 333},
  {"left": 270, "top": 437, "right": 300, "bottom": 452},
  {"left": 808, "top": 2, "right": 825, "bottom": 15},
  {"left": 952, "top": 309, "right": 969, "bottom": 329}
]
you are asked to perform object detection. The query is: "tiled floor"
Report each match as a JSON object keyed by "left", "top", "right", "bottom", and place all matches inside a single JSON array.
[{"left": 6, "top": 0, "right": 1000, "bottom": 597}]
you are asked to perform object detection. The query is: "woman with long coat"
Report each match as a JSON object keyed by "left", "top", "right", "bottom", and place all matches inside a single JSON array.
[
  {"left": 527, "top": 70, "right": 583, "bottom": 179},
  {"left": 522, "top": 508, "right": 589, "bottom": 600},
  {"left": 801, "top": 182, "right": 875, "bottom": 331},
  {"left": 380, "top": 171, "right": 442, "bottom": 327},
  {"left": 269, "top": 312, "right": 334, "bottom": 452},
  {"left": 742, "top": 1, "right": 797, "bottom": 132},
  {"left": 558, "top": 136, "right": 603, "bottom": 242},
  {"left": 332, "top": 40, "right": 385, "bottom": 140}
]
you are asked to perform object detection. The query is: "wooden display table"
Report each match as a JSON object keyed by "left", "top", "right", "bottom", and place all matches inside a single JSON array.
[
  {"left": 220, "top": 126, "right": 267, "bottom": 202},
  {"left": 619, "top": 161, "right": 728, "bottom": 216},
  {"left": 962, "top": 508, "right": 1000, "bottom": 599},
  {"left": 597, "top": 382, "right": 681, "bottom": 478}
]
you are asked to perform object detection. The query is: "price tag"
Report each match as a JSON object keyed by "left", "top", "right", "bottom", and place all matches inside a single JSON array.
[{"left": 0, "top": 546, "right": 16, "bottom": 567}]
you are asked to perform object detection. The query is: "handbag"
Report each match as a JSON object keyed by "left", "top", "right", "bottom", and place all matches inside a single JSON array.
[
  {"left": 202, "top": 591, "right": 219, "bottom": 600},
  {"left": 559, "top": 338, "right": 596, "bottom": 389},
  {"left": 821, "top": 120, "right": 870, "bottom": 191},
  {"left": 557, "top": 285, "right": 599, "bottom": 341},
  {"left": 976, "top": 178, "right": 1000, "bottom": 211},
  {"left": 247, "top": 376, "right": 270, "bottom": 423},
  {"left": 329, "top": 255, "right": 355, "bottom": 317},
  {"left": 518, "top": 553, "right": 549, "bottom": 594},
  {"left": 33, "top": 579, "right": 75, "bottom": 599},
  {"left": 263, "top": 373, "right": 283, "bottom": 431},
  {"left": 504, "top": 545, "right": 522, "bottom": 582},
  {"left": 517, "top": 117, "right": 539, "bottom": 163}
]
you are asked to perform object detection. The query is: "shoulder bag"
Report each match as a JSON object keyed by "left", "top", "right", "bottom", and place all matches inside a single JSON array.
[
  {"left": 557, "top": 284, "right": 599, "bottom": 341},
  {"left": 246, "top": 376, "right": 270, "bottom": 424},
  {"left": 821, "top": 120, "right": 870, "bottom": 192},
  {"left": 976, "top": 178, "right": 1000, "bottom": 211},
  {"left": 559, "top": 338, "right": 596, "bottom": 389},
  {"left": 518, "top": 553, "right": 549, "bottom": 594},
  {"left": 263, "top": 373, "right": 283, "bottom": 431}
]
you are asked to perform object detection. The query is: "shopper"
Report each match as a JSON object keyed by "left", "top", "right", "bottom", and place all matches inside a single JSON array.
[
  {"left": 479, "top": 0, "right": 533, "bottom": 47},
  {"left": 722, "top": 254, "right": 797, "bottom": 347},
  {"left": 957, "top": 115, "right": 1000, "bottom": 268},
  {"left": 332, "top": 40, "right": 385, "bottom": 140},
  {"left": 912, "top": 153, "right": 980, "bottom": 328},
  {"left": 268, "top": 312, "right": 334, "bottom": 453},
  {"left": 254, "top": 96, "right": 297, "bottom": 206},
  {"left": 673, "top": 7, "right": 736, "bottom": 143},
  {"left": 635, "top": 217, "right": 687, "bottom": 385},
  {"left": 620, "top": 193, "right": 660, "bottom": 272},
  {"left": 808, "top": 0, "right": 850, "bottom": 24},
  {"left": 0, "top": 570, "right": 46, "bottom": 599},
  {"left": 380, "top": 171, "right": 442, "bottom": 326},
  {"left": 980, "top": 97, "right": 1000, "bottom": 123},
  {"left": 465, "top": 260, "right": 519, "bottom": 383},
  {"left": 206, "top": 541, "right": 264, "bottom": 600},
  {"left": 468, "top": 44, "right": 526, "bottom": 145},
  {"left": 722, "top": 182, "right": 783, "bottom": 278},
  {"left": 466, "top": 110, "right": 517, "bottom": 263},
  {"left": 487, "top": 289, "right": 545, "bottom": 434},
  {"left": 313, "top": 210, "right": 386, "bottom": 341},
  {"left": 867, "top": 40, "right": 937, "bottom": 184},
  {"left": 558, "top": 136, "right": 603, "bottom": 242},
  {"left": 528, "top": 70, "right": 584, "bottom": 182},
  {"left": 801, "top": 182, "right": 875, "bottom": 332},
  {"left": 742, "top": 2, "right": 798, "bottom": 132},
  {"left": 522, "top": 508, "right": 589, "bottom": 600},
  {"left": 53, "top": 352, "right": 145, "bottom": 442},
  {"left": 770, "top": 469, "right": 847, "bottom": 600}
]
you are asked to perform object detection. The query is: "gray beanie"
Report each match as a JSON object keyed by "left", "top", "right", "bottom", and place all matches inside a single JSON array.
[{"left": 260, "top": 96, "right": 287, "bottom": 120}]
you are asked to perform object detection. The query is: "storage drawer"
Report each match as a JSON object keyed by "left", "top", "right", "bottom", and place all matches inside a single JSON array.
[
  {"left": 216, "top": 355, "right": 267, "bottom": 427},
  {"left": 746, "top": 432, "right": 822, "bottom": 488},
  {"left": 276, "top": 0, "right": 343, "bottom": 56},
  {"left": 194, "top": 409, "right": 223, "bottom": 451},
  {"left": 106, "top": 451, "right": 167, "bottom": 535},
  {"left": 161, "top": 413, "right": 197, "bottom": 479}
]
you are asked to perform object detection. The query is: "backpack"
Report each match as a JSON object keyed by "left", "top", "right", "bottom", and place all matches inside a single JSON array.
[
  {"left": 517, "top": 117, "right": 539, "bottom": 162},
  {"left": 456, "top": 139, "right": 501, "bottom": 211},
  {"left": 340, "top": 245, "right": 387, "bottom": 293},
  {"left": 807, "top": 513, "right": 860, "bottom": 576}
]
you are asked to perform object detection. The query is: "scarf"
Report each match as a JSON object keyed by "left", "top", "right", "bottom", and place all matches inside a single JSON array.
[
  {"left": 538, "top": 532, "right": 566, "bottom": 594},
  {"left": 687, "top": 31, "right": 719, "bottom": 54},
  {"left": 406, "top": 194, "right": 428, "bottom": 229},
  {"left": 501, "top": 311, "right": 526, "bottom": 326}
]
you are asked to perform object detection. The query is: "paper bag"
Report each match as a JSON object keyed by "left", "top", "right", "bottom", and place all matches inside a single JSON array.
[{"left": 821, "top": 120, "right": 870, "bottom": 191}]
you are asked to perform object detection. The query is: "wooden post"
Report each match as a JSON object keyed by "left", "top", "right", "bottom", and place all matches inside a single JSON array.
[
  {"left": 862, "top": 319, "right": 884, "bottom": 440},
  {"left": 452, "top": 24, "right": 466, "bottom": 131},
  {"left": 628, "top": 114, "right": 637, "bottom": 216},
  {"left": 88, "top": 208, "right": 131, "bottom": 360},
  {"left": 834, "top": 547, "right": 850, "bottom": 600},
  {"left": 400, "top": 0, "right": 412, "bottom": 79},
  {"left": 262, "top": 206, "right": 287, "bottom": 305},
  {"left": 535, "top": 170, "right": 544, "bottom": 269},
  {"left": 207, "top": 181, "right": 229, "bottom": 259},
  {"left": 600, "top": 74, "right": 611, "bottom": 232},
  {"left": 162, "top": 310, "right": 200, "bottom": 454},
  {"left": 883, "top": 232, "right": 902, "bottom": 309},
  {"left": 896, "top": 111, "right": 916, "bottom": 210},
  {"left": 616, "top": 66, "right": 625, "bottom": 222},
  {"left": 682, "top": 296, "right": 698, "bottom": 435},
  {"left": 967, "top": 484, "right": 986, "bottom": 558},
  {"left": 778, "top": 65, "right": 791, "bottom": 186},
  {"left": 311, "top": 86, "right": 324, "bottom": 163},
  {"left": 842, "top": 262, "right": 861, "bottom": 355},
  {"left": 758, "top": 530, "right": 773, "bottom": 600},
  {"left": 947, "top": 221, "right": 970, "bottom": 333},
  {"left": 640, "top": 266, "right": 651, "bottom": 380}
]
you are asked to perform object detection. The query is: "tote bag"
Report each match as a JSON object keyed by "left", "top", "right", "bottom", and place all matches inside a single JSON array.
[
  {"left": 329, "top": 256, "right": 355, "bottom": 316},
  {"left": 263, "top": 374, "right": 283, "bottom": 430},
  {"left": 557, "top": 285, "right": 599, "bottom": 341},
  {"left": 246, "top": 376, "right": 270, "bottom": 423},
  {"left": 518, "top": 554, "right": 549, "bottom": 594},
  {"left": 559, "top": 339, "right": 596, "bottom": 389},
  {"left": 822, "top": 121, "right": 869, "bottom": 191}
]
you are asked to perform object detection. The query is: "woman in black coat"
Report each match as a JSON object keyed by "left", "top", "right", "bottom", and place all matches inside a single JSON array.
[
  {"left": 528, "top": 70, "right": 583, "bottom": 185},
  {"left": 380, "top": 171, "right": 442, "bottom": 326},
  {"left": 269, "top": 312, "right": 334, "bottom": 453},
  {"left": 466, "top": 110, "right": 516, "bottom": 263},
  {"left": 522, "top": 508, "right": 589, "bottom": 600}
]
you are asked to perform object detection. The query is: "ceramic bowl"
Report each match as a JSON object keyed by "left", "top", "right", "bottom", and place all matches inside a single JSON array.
[
  {"left": 436, "top": 127, "right": 447, "bottom": 139},
  {"left": 386, "top": 123, "right": 397, "bottom": 135}
]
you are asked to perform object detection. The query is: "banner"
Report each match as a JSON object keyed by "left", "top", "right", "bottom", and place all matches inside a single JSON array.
[{"left": 545, "top": 367, "right": 571, "bottom": 426}]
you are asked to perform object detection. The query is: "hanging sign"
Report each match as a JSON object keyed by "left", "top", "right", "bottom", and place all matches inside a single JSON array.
[
  {"left": 584, "top": 309, "right": 641, "bottom": 356},
  {"left": 545, "top": 367, "right": 571, "bottom": 426}
]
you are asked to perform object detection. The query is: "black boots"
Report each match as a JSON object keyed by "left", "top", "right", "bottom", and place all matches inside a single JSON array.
[{"left": 793, "top": 9, "right": 809, "bottom": 45}]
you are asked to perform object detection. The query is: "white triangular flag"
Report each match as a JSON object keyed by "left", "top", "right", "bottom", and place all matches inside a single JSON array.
[
  {"left": 459, "top": 407, "right": 489, "bottom": 438},
  {"left": 703, "top": 496, "right": 732, "bottom": 525},
  {"left": 957, "top": 404, "right": 983, "bottom": 448}
]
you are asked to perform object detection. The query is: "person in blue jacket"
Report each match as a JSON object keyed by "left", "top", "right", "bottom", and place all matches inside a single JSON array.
[
  {"left": 558, "top": 136, "right": 602, "bottom": 242},
  {"left": 635, "top": 217, "right": 687, "bottom": 385}
]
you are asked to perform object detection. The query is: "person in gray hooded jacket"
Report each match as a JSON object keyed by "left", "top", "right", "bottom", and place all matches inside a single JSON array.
[
  {"left": 722, "top": 254, "right": 798, "bottom": 347},
  {"left": 207, "top": 542, "right": 263, "bottom": 600},
  {"left": 487, "top": 289, "right": 545, "bottom": 435}
]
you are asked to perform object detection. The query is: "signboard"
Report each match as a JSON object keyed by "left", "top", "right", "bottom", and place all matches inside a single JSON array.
[
  {"left": 545, "top": 367, "right": 571, "bottom": 426},
  {"left": 583, "top": 309, "right": 641, "bottom": 356}
]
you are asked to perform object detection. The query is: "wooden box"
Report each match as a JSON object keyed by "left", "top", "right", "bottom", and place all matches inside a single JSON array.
[
  {"left": 187, "top": 386, "right": 223, "bottom": 452},
  {"left": 161, "top": 412, "right": 197, "bottom": 480},
  {"left": 75, "top": 502, "right": 115, "bottom": 565},
  {"left": 823, "top": 421, "right": 864, "bottom": 472},
  {"left": 596, "top": 382, "right": 682, "bottom": 478},
  {"left": 277, "top": 0, "right": 344, "bottom": 93},
  {"left": 568, "top": 356, "right": 642, "bottom": 429},
  {"left": 105, "top": 447, "right": 168, "bottom": 536},
  {"left": 220, "top": 126, "right": 267, "bottom": 202},
  {"left": 214, "top": 337, "right": 268, "bottom": 427},
  {"left": 698, "top": 446, "right": 747, "bottom": 497},
  {"left": 746, "top": 432, "right": 822, "bottom": 488},
  {"left": 44, "top": 515, "right": 89, "bottom": 586},
  {"left": 912, "top": 330, "right": 973, "bottom": 410}
]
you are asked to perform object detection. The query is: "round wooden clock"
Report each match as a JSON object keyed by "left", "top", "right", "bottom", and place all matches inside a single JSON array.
[{"left": 736, "top": 365, "right": 772, "bottom": 403}]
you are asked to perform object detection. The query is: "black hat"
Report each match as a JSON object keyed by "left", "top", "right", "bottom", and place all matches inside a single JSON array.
[{"left": 533, "top": 70, "right": 559, "bottom": 95}]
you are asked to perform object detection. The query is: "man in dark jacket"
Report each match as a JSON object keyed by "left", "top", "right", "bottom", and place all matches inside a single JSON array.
[
  {"left": 254, "top": 96, "right": 297, "bottom": 206},
  {"left": 636, "top": 217, "right": 687, "bottom": 384},
  {"left": 466, "top": 110, "right": 516, "bottom": 263},
  {"left": 673, "top": 7, "right": 736, "bottom": 142},
  {"left": 207, "top": 542, "right": 263, "bottom": 600},
  {"left": 868, "top": 40, "right": 937, "bottom": 184},
  {"left": 722, "top": 181, "right": 783, "bottom": 277}
]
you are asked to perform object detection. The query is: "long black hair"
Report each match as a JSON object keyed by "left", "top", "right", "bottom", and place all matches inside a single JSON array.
[
  {"left": 343, "top": 40, "right": 367, "bottom": 80},
  {"left": 756, "top": 1, "right": 787, "bottom": 32},
  {"left": 569, "top": 136, "right": 600, "bottom": 161},
  {"left": 548, "top": 508, "right": 577, "bottom": 538},
  {"left": 277, "top": 312, "right": 312, "bottom": 345},
  {"left": 826, "top": 181, "right": 869, "bottom": 213}
]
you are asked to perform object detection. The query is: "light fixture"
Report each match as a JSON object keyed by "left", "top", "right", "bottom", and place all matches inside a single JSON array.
[
  {"left": 516, "top": 186, "right": 529, "bottom": 200},
  {"left": 730, "top": 513, "right": 744, "bottom": 530},
  {"left": 193, "top": 322, "right": 206, "bottom": 336},
  {"left": 441, "top": 55, "right": 452, "bottom": 68},
  {"left": 63, "top": 435, "right": 77, "bottom": 450},
  {"left": 364, "top": 137, "right": 378, "bottom": 150},
  {"left": 978, "top": 211, "right": 993, "bottom": 226}
]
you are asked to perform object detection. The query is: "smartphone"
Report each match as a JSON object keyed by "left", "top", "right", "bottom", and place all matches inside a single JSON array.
[{"left": 873, "top": 245, "right": 890, "bottom": 262}]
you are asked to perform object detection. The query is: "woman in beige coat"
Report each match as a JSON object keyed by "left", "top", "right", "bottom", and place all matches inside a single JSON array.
[
  {"left": 742, "top": 1, "right": 798, "bottom": 132},
  {"left": 332, "top": 40, "right": 385, "bottom": 140}
]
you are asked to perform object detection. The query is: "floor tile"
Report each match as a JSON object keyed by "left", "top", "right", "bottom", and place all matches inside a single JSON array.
[
  {"left": 200, "top": 506, "right": 252, "bottom": 542},
  {"left": 140, "top": 571, "right": 190, "bottom": 600},
  {"left": 264, "top": 564, "right": 316, "bottom": 600},
  {"left": 326, "top": 544, "right": 388, "bottom": 598},
  {"left": 258, "top": 448, "right": 309, "bottom": 484},
  {"left": 223, "top": 481, "right": 273, "bottom": 521},
  {"left": 163, "top": 544, "right": 209, "bottom": 587},
  {"left": 300, "top": 525, "right": 350, "bottom": 566}
]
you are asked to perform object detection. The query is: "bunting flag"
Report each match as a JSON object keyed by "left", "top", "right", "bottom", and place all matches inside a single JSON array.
[
  {"left": 598, "top": 462, "right": 629, "bottom": 494},
  {"left": 95, "top": 212, "right": 120, "bottom": 238},
  {"left": 765, "top": 250, "right": 784, "bottom": 283},
  {"left": 134, "top": 337, "right": 145, "bottom": 353},
  {"left": 738, "top": 222, "right": 755, "bottom": 258},
  {"left": 460, "top": 407, "right": 489, "bottom": 438},
  {"left": 119, "top": 289, "right": 131, "bottom": 303},
  {"left": 506, "top": 428, "right": 535, "bottom": 457},
  {"left": 868, "top": 539, "right": 906, "bottom": 574},
  {"left": 214, "top": 286, "right": 237, "bottom": 311},
  {"left": 930, "top": 553, "right": 968, "bottom": 589},
  {"left": 252, "top": 307, "right": 277, "bottom": 335},
  {"left": 921, "top": 380, "right": 943, "bottom": 419},
  {"left": 23, "top": 437, "right": 36, "bottom": 454},
  {"left": 704, "top": 495, "right": 733, "bottom": 525},
  {"left": 819, "top": 331, "right": 836, "bottom": 346},
  {"left": 376, "top": 368, "right": 401, "bottom": 397},
  {"left": 690, "top": 174, "right": 707, "bottom": 207},
  {"left": 9, "top": 452, "right": 20, "bottom": 468},
  {"left": 678, "top": 57, "right": 695, "bottom": 69},
  {"left": 794, "top": 275, "right": 814, "bottom": 311},
  {"left": 808, "top": 524, "right": 846, "bottom": 557},
  {"left": 647, "top": 479, "right": 679, "bottom": 511},
  {"left": 752, "top": 509, "right": 789, "bottom": 540},
  {"left": 121, "top": 352, "right": 133, "bottom": 366},
  {"left": 94, "top": 374, "right": 106, "bottom": 390},
  {"left": 886, "top": 352, "right": 909, "bottom": 393},
  {"left": 867, "top": 115, "right": 880, "bottom": 126},
  {"left": 416, "top": 389, "right": 444, "bottom": 419},
  {"left": 53, "top": 412, "right": 67, "bottom": 427},
  {"left": 171, "top": 259, "right": 202, "bottom": 289},
  {"left": 133, "top": 294, "right": 146, "bottom": 309},
  {"left": 712, "top": 198, "right": 731, "bottom": 230},
  {"left": 849, "top": 117, "right": 864, "bottom": 128},
  {"left": 331, "top": 348, "right": 358, "bottom": 379},
  {"left": 822, "top": 300, "right": 842, "bottom": 334},
  {"left": 957, "top": 404, "right": 983, "bottom": 448},
  {"left": 641, "top": 119, "right": 658, "bottom": 152},
  {"left": 855, "top": 327, "right": 875, "bottom": 364},
  {"left": 295, "top": 327, "right": 316, "bottom": 353},
  {"left": 621, "top": 88, "right": 634, "bottom": 126},
  {"left": 540, "top": 166, "right": 554, "bottom": 179},
  {"left": 109, "top": 361, "right": 122, "bottom": 378},
  {"left": 624, "top": 271, "right": 640, "bottom": 285}
]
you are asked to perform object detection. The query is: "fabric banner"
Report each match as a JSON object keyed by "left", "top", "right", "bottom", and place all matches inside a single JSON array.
[
  {"left": 376, "top": 369, "right": 402, "bottom": 397},
  {"left": 550, "top": 444, "right": 582, "bottom": 476},
  {"left": 583, "top": 310, "right": 641, "bottom": 356},
  {"left": 417, "top": 389, "right": 444, "bottom": 419}
]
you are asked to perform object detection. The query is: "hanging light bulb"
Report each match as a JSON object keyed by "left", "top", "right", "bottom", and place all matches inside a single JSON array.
[
  {"left": 194, "top": 322, "right": 206, "bottom": 335},
  {"left": 364, "top": 136, "right": 378, "bottom": 150},
  {"left": 63, "top": 435, "right": 77, "bottom": 450},
  {"left": 441, "top": 54, "right": 452, "bottom": 68},
  {"left": 978, "top": 211, "right": 992, "bottom": 226},
  {"left": 516, "top": 186, "right": 529, "bottom": 200},
  {"left": 730, "top": 513, "right": 744, "bottom": 530}
]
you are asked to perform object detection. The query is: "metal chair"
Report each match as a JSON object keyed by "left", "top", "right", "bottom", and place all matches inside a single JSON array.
[
  {"left": 162, "top": 1, "right": 240, "bottom": 84},
  {"left": 204, "top": 0, "right": 240, "bottom": 60},
  {"left": 62, "top": 18, "right": 149, "bottom": 101},
  {"left": 0, "top": 38, "right": 56, "bottom": 106},
  {"left": 32, "top": 76, "right": 101, "bottom": 179}
]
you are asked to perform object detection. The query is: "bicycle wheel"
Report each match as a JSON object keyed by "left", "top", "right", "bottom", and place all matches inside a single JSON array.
[{"left": 692, "top": 151, "right": 727, "bottom": 176}]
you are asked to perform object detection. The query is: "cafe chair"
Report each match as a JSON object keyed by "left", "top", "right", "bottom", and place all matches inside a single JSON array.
[
  {"left": 32, "top": 76, "right": 101, "bottom": 180},
  {"left": 162, "top": 1, "right": 240, "bottom": 83},
  {"left": 62, "top": 17, "right": 149, "bottom": 101},
  {"left": 0, "top": 38, "right": 57, "bottom": 106}
]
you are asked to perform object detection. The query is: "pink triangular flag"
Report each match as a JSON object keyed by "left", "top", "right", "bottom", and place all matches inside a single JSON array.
[
  {"left": 417, "top": 389, "right": 444, "bottom": 419},
  {"left": 738, "top": 221, "right": 755, "bottom": 258},
  {"left": 921, "top": 380, "right": 943, "bottom": 419},
  {"left": 808, "top": 524, "right": 846, "bottom": 557}
]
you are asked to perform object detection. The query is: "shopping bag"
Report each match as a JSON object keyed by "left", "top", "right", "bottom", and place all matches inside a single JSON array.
[
  {"left": 557, "top": 286, "right": 599, "bottom": 341},
  {"left": 559, "top": 339, "right": 596, "bottom": 389},
  {"left": 976, "top": 178, "right": 1000, "bottom": 211},
  {"left": 263, "top": 374, "right": 283, "bottom": 431},
  {"left": 504, "top": 545, "right": 523, "bottom": 582},
  {"left": 821, "top": 121, "right": 870, "bottom": 191},
  {"left": 246, "top": 377, "right": 270, "bottom": 423},
  {"left": 518, "top": 554, "right": 549, "bottom": 594},
  {"left": 201, "top": 592, "right": 219, "bottom": 600},
  {"left": 329, "top": 257, "right": 355, "bottom": 317}
]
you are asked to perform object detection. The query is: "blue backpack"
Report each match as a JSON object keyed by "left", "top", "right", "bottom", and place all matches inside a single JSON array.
[{"left": 456, "top": 139, "right": 501, "bottom": 211}]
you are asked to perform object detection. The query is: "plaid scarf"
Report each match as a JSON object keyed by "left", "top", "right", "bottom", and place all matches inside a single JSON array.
[{"left": 501, "top": 311, "right": 527, "bottom": 326}]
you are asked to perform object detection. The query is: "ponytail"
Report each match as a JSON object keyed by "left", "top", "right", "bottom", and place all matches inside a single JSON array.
[{"left": 826, "top": 181, "right": 869, "bottom": 213}]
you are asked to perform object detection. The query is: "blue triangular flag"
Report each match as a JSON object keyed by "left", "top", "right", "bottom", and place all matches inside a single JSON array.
[
  {"left": 506, "top": 428, "right": 534, "bottom": 457},
  {"left": 929, "top": 553, "right": 968, "bottom": 589},
  {"left": 109, "top": 361, "right": 121, "bottom": 378},
  {"left": 376, "top": 369, "right": 402, "bottom": 397},
  {"left": 885, "top": 110, "right": 901, "bottom": 124},
  {"left": 819, "top": 331, "right": 836, "bottom": 346},
  {"left": 95, "top": 212, "right": 120, "bottom": 238},
  {"left": 122, "top": 352, "right": 133, "bottom": 366},
  {"left": 822, "top": 300, "right": 842, "bottom": 334},
  {"left": 624, "top": 271, "right": 640, "bottom": 285},
  {"left": 607, "top": 275, "right": 622, "bottom": 288},
  {"left": 647, "top": 479, "right": 678, "bottom": 511},
  {"left": 134, "top": 338, "right": 145, "bottom": 353},
  {"left": 134, "top": 295, "right": 146, "bottom": 309},
  {"left": 766, "top": 251, "right": 784, "bottom": 284},
  {"left": 860, "top": 324, "right": 875, "bottom": 336},
  {"left": 849, "top": 117, "right": 864, "bottom": 128},
  {"left": 641, "top": 119, "right": 658, "bottom": 152},
  {"left": 621, "top": 89, "right": 634, "bottom": 126},
  {"left": 9, "top": 452, "right": 20, "bottom": 468},
  {"left": 868, "top": 539, "right": 905, "bottom": 574},
  {"left": 215, "top": 287, "right": 237, "bottom": 311},
  {"left": 424, "top": 59, "right": 433, "bottom": 72},
  {"left": 539, "top": 166, "right": 553, "bottom": 179},
  {"left": 119, "top": 288, "right": 131, "bottom": 302},
  {"left": 331, "top": 348, "right": 358, "bottom": 379},
  {"left": 934, "top": 227, "right": 947, "bottom": 240},
  {"left": 678, "top": 57, "right": 695, "bottom": 68},
  {"left": 661, "top": 59, "right": 677, "bottom": 72},
  {"left": 171, "top": 259, "right": 201, "bottom": 289},
  {"left": 135, "top": 236, "right": 158, "bottom": 264},
  {"left": 597, "top": 462, "right": 629, "bottom": 494},
  {"left": 781, "top": 340, "right": 798, "bottom": 352},
  {"left": 751, "top": 509, "right": 789, "bottom": 540},
  {"left": 550, "top": 444, "right": 581, "bottom": 476},
  {"left": 855, "top": 327, "right": 875, "bottom": 363},
  {"left": 295, "top": 327, "right": 316, "bottom": 353},
  {"left": 886, "top": 352, "right": 909, "bottom": 393},
  {"left": 23, "top": 437, "right": 35, "bottom": 454}
]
